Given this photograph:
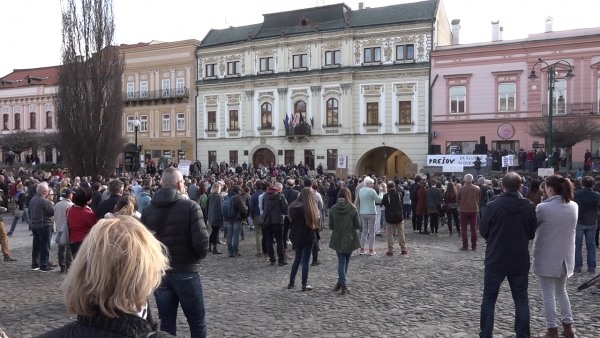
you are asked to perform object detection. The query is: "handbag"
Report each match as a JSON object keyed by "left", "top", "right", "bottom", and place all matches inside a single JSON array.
[
  {"left": 57, "top": 208, "right": 71, "bottom": 246},
  {"left": 14, "top": 209, "right": 24, "bottom": 218}
]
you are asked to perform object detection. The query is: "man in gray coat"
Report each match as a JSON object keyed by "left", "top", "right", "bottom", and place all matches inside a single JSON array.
[
  {"left": 29, "top": 182, "right": 55, "bottom": 271},
  {"left": 188, "top": 179, "right": 200, "bottom": 204}
]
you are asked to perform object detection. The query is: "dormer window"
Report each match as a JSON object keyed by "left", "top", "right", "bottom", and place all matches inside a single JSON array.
[{"left": 299, "top": 16, "right": 310, "bottom": 28}]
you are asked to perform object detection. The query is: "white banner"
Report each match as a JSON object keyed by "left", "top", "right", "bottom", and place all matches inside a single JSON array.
[
  {"left": 538, "top": 168, "right": 554, "bottom": 177},
  {"left": 178, "top": 160, "right": 192, "bottom": 176},
  {"left": 427, "top": 155, "right": 487, "bottom": 167},
  {"left": 443, "top": 164, "right": 464, "bottom": 172},
  {"left": 502, "top": 155, "right": 514, "bottom": 168},
  {"left": 337, "top": 155, "right": 347, "bottom": 169}
]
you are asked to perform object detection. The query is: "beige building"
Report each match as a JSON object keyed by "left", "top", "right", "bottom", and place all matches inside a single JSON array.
[
  {"left": 196, "top": 0, "right": 451, "bottom": 176},
  {"left": 121, "top": 39, "right": 199, "bottom": 170}
]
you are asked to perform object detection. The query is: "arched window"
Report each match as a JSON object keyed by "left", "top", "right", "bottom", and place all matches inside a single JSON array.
[
  {"left": 2, "top": 114, "right": 8, "bottom": 130},
  {"left": 46, "top": 111, "right": 53, "bottom": 129},
  {"left": 14, "top": 113, "right": 20, "bottom": 130},
  {"left": 326, "top": 98, "right": 338, "bottom": 126},
  {"left": 294, "top": 100, "right": 306, "bottom": 123},
  {"left": 30, "top": 112, "right": 36, "bottom": 129},
  {"left": 261, "top": 102, "right": 272, "bottom": 128}
]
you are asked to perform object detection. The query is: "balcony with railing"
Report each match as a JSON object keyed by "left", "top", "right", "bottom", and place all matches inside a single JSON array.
[
  {"left": 124, "top": 88, "right": 189, "bottom": 105},
  {"left": 540, "top": 102, "right": 600, "bottom": 116},
  {"left": 285, "top": 122, "right": 311, "bottom": 141}
]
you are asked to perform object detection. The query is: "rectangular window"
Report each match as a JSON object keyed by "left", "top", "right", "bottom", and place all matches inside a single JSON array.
[
  {"left": 126, "top": 115, "right": 134, "bottom": 132},
  {"left": 366, "top": 102, "right": 379, "bottom": 125},
  {"left": 14, "top": 113, "right": 20, "bottom": 130},
  {"left": 176, "top": 113, "right": 185, "bottom": 130},
  {"left": 284, "top": 150, "right": 294, "bottom": 166},
  {"left": 398, "top": 101, "right": 412, "bottom": 124},
  {"left": 293, "top": 54, "right": 308, "bottom": 69},
  {"left": 2, "top": 114, "right": 8, "bottom": 130},
  {"left": 552, "top": 79, "right": 567, "bottom": 115},
  {"left": 176, "top": 78, "right": 185, "bottom": 95},
  {"left": 304, "top": 149, "right": 315, "bottom": 170},
  {"left": 162, "top": 79, "right": 170, "bottom": 97},
  {"left": 140, "top": 81, "right": 148, "bottom": 97},
  {"left": 207, "top": 111, "right": 217, "bottom": 131},
  {"left": 227, "top": 61, "right": 240, "bottom": 75},
  {"left": 162, "top": 114, "right": 170, "bottom": 131},
  {"left": 152, "top": 150, "right": 162, "bottom": 158},
  {"left": 498, "top": 82, "right": 516, "bottom": 112},
  {"left": 406, "top": 44, "right": 414, "bottom": 59},
  {"left": 229, "top": 110, "right": 239, "bottom": 130},
  {"left": 46, "top": 111, "right": 53, "bottom": 129},
  {"left": 127, "top": 82, "right": 134, "bottom": 98},
  {"left": 364, "top": 47, "right": 381, "bottom": 63},
  {"left": 208, "top": 151, "right": 217, "bottom": 165},
  {"left": 396, "top": 45, "right": 415, "bottom": 61},
  {"left": 327, "top": 149, "right": 338, "bottom": 170},
  {"left": 449, "top": 86, "right": 466, "bottom": 114},
  {"left": 205, "top": 64, "right": 216, "bottom": 77},
  {"left": 139, "top": 115, "right": 148, "bottom": 132},
  {"left": 229, "top": 150, "right": 238, "bottom": 166},
  {"left": 325, "top": 50, "right": 341, "bottom": 66},
  {"left": 260, "top": 57, "right": 274, "bottom": 71}
]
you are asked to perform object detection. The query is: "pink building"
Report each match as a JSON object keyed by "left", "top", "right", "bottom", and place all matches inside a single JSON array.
[{"left": 431, "top": 19, "right": 600, "bottom": 168}]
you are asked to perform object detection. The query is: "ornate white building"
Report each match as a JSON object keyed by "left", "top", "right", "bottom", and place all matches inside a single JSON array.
[{"left": 196, "top": 0, "right": 451, "bottom": 176}]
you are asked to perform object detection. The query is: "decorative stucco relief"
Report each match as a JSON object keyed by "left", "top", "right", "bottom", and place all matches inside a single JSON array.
[
  {"left": 287, "top": 43, "right": 312, "bottom": 69},
  {"left": 353, "top": 31, "right": 430, "bottom": 66}
]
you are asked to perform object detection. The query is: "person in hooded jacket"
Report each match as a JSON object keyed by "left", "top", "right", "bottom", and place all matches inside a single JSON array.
[
  {"left": 206, "top": 183, "right": 224, "bottom": 255},
  {"left": 382, "top": 181, "right": 407, "bottom": 255},
  {"left": 287, "top": 188, "right": 320, "bottom": 291},
  {"left": 329, "top": 187, "right": 360, "bottom": 295},
  {"left": 138, "top": 186, "right": 153, "bottom": 213},
  {"left": 260, "top": 182, "right": 289, "bottom": 266},
  {"left": 478, "top": 172, "right": 537, "bottom": 338}
]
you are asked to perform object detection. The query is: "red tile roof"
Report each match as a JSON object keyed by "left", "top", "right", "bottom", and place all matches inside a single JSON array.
[{"left": 0, "top": 65, "right": 61, "bottom": 88}]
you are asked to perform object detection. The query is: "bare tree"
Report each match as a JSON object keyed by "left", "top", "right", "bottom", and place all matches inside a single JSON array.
[
  {"left": 0, "top": 130, "right": 40, "bottom": 159},
  {"left": 55, "top": 0, "right": 124, "bottom": 178},
  {"left": 528, "top": 116, "right": 600, "bottom": 174}
]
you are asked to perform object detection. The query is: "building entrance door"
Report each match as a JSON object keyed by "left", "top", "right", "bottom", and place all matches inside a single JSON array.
[{"left": 253, "top": 148, "right": 275, "bottom": 168}]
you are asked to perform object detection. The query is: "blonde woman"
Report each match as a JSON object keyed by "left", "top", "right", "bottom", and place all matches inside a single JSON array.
[
  {"left": 59, "top": 179, "right": 70, "bottom": 197},
  {"left": 287, "top": 187, "right": 320, "bottom": 291},
  {"left": 105, "top": 196, "right": 141, "bottom": 219},
  {"left": 37, "top": 216, "right": 175, "bottom": 337}
]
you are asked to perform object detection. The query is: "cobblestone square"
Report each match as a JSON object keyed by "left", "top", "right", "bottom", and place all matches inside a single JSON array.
[{"left": 1, "top": 218, "right": 599, "bottom": 337}]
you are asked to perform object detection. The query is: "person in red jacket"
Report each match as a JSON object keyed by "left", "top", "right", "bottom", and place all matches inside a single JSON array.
[{"left": 67, "top": 188, "right": 98, "bottom": 256}]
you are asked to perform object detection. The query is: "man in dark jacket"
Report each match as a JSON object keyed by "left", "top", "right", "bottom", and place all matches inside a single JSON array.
[
  {"left": 409, "top": 175, "right": 421, "bottom": 230},
  {"left": 383, "top": 181, "right": 406, "bottom": 256},
  {"left": 573, "top": 176, "right": 600, "bottom": 273},
  {"left": 261, "top": 182, "right": 289, "bottom": 266},
  {"left": 223, "top": 185, "right": 248, "bottom": 257},
  {"left": 478, "top": 172, "right": 536, "bottom": 338},
  {"left": 250, "top": 181, "right": 266, "bottom": 257},
  {"left": 282, "top": 180, "right": 299, "bottom": 253},
  {"left": 29, "top": 182, "right": 55, "bottom": 271},
  {"left": 141, "top": 168, "right": 209, "bottom": 338},
  {"left": 96, "top": 180, "right": 123, "bottom": 219}
]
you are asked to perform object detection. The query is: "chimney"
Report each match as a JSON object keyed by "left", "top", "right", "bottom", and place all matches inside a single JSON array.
[
  {"left": 499, "top": 26, "right": 503, "bottom": 41},
  {"left": 451, "top": 19, "right": 461, "bottom": 45},
  {"left": 358, "top": 2, "right": 364, "bottom": 10},
  {"left": 491, "top": 21, "right": 500, "bottom": 42},
  {"left": 545, "top": 16, "right": 553, "bottom": 33}
]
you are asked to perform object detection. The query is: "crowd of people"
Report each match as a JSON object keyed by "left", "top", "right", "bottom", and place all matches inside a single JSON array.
[{"left": 0, "top": 161, "right": 600, "bottom": 337}]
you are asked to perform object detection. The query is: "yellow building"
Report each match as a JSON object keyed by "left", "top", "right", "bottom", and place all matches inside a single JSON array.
[{"left": 121, "top": 40, "right": 199, "bottom": 170}]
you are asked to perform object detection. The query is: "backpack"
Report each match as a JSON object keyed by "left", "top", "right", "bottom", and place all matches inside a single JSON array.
[
  {"left": 200, "top": 193, "right": 208, "bottom": 209},
  {"left": 221, "top": 195, "right": 237, "bottom": 218},
  {"left": 481, "top": 186, "right": 494, "bottom": 205}
]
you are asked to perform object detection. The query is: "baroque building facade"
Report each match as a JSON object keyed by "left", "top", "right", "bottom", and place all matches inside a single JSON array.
[
  {"left": 196, "top": 0, "right": 450, "bottom": 176},
  {"left": 0, "top": 65, "right": 61, "bottom": 163},
  {"left": 121, "top": 39, "right": 199, "bottom": 170}
]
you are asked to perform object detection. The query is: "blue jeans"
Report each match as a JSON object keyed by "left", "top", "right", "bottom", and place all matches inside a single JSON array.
[
  {"left": 9, "top": 209, "right": 31, "bottom": 233},
  {"left": 31, "top": 226, "right": 52, "bottom": 269},
  {"left": 289, "top": 241, "right": 314, "bottom": 286},
  {"left": 336, "top": 252, "right": 352, "bottom": 283},
  {"left": 226, "top": 220, "right": 242, "bottom": 255},
  {"left": 480, "top": 270, "right": 530, "bottom": 338},
  {"left": 474, "top": 169, "right": 481, "bottom": 177},
  {"left": 154, "top": 272, "right": 207, "bottom": 338},
  {"left": 575, "top": 223, "right": 597, "bottom": 271}
]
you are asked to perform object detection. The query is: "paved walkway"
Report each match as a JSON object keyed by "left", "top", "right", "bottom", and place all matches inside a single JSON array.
[{"left": 1, "top": 219, "right": 599, "bottom": 338}]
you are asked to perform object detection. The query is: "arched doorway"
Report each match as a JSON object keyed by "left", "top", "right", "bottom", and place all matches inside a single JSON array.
[
  {"left": 355, "top": 147, "right": 413, "bottom": 177},
  {"left": 253, "top": 148, "right": 275, "bottom": 168}
]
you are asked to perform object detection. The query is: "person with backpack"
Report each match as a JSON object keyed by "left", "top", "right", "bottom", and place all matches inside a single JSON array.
[
  {"left": 383, "top": 181, "right": 407, "bottom": 256},
  {"left": 222, "top": 185, "right": 248, "bottom": 257}
]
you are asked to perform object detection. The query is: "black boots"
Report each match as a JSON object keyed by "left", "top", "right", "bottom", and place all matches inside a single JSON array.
[
  {"left": 212, "top": 244, "right": 222, "bottom": 255},
  {"left": 333, "top": 282, "right": 341, "bottom": 292},
  {"left": 340, "top": 283, "right": 350, "bottom": 295}
]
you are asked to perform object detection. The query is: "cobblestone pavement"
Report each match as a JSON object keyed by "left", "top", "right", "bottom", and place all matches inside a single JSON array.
[{"left": 1, "top": 219, "right": 600, "bottom": 338}]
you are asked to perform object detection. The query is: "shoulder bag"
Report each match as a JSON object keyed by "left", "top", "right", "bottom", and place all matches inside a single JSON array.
[{"left": 57, "top": 207, "right": 71, "bottom": 246}]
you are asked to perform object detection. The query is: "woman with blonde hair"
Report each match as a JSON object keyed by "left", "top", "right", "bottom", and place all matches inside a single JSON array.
[
  {"left": 105, "top": 195, "right": 141, "bottom": 219},
  {"left": 38, "top": 215, "right": 175, "bottom": 337},
  {"left": 533, "top": 175, "right": 577, "bottom": 338},
  {"left": 59, "top": 179, "right": 70, "bottom": 197},
  {"left": 287, "top": 187, "right": 320, "bottom": 291}
]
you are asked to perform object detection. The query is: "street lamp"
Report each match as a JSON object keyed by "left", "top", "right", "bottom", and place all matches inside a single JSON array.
[
  {"left": 132, "top": 119, "right": 140, "bottom": 173},
  {"left": 528, "top": 58, "right": 575, "bottom": 168}
]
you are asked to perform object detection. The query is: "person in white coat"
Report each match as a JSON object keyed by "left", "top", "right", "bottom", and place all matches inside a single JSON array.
[{"left": 533, "top": 175, "right": 577, "bottom": 338}]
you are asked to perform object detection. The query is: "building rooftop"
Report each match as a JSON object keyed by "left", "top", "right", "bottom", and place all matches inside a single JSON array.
[
  {"left": 199, "top": 0, "right": 438, "bottom": 48},
  {"left": 0, "top": 65, "right": 61, "bottom": 88}
]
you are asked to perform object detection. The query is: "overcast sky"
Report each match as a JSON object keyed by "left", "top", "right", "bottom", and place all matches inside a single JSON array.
[{"left": 1, "top": 0, "right": 599, "bottom": 76}]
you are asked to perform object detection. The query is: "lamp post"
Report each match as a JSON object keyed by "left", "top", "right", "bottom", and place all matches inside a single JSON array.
[
  {"left": 528, "top": 58, "right": 575, "bottom": 168},
  {"left": 132, "top": 119, "right": 140, "bottom": 173}
]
